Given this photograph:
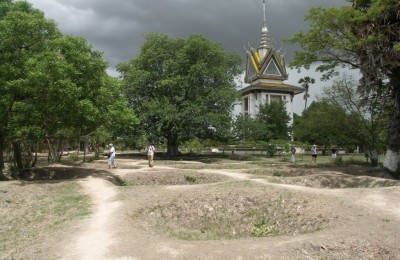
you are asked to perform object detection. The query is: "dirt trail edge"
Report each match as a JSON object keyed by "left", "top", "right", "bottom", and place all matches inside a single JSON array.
[
  {"left": 58, "top": 163, "right": 400, "bottom": 259},
  {"left": 203, "top": 169, "right": 400, "bottom": 220},
  {"left": 61, "top": 176, "right": 122, "bottom": 260}
]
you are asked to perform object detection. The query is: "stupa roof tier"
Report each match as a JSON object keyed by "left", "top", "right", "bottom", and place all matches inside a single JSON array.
[{"left": 240, "top": 83, "right": 304, "bottom": 96}]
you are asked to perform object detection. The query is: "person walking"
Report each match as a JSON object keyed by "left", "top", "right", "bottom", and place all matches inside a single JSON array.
[
  {"left": 311, "top": 144, "right": 317, "bottom": 164},
  {"left": 290, "top": 145, "right": 296, "bottom": 164},
  {"left": 146, "top": 143, "right": 155, "bottom": 167},
  {"left": 331, "top": 147, "right": 337, "bottom": 160},
  {"left": 108, "top": 143, "right": 116, "bottom": 169}
]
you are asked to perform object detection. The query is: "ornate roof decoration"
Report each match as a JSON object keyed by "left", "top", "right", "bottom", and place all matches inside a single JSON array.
[
  {"left": 244, "top": 0, "right": 288, "bottom": 84},
  {"left": 258, "top": 0, "right": 273, "bottom": 50}
]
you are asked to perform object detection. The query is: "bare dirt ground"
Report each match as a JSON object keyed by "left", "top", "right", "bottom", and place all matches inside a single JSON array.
[{"left": 2, "top": 153, "right": 400, "bottom": 259}]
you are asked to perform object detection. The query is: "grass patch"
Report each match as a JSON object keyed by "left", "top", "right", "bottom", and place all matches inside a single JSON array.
[
  {"left": 184, "top": 175, "right": 197, "bottom": 183},
  {"left": 0, "top": 181, "right": 91, "bottom": 259},
  {"left": 109, "top": 176, "right": 129, "bottom": 186}
]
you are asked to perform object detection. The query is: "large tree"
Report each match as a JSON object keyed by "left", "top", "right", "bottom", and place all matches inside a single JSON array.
[
  {"left": 287, "top": 0, "right": 400, "bottom": 177},
  {"left": 294, "top": 102, "right": 355, "bottom": 150},
  {"left": 256, "top": 101, "right": 292, "bottom": 141},
  {"left": 233, "top": 101, "right": 291, "bottom": 142},
  {"left": 0, "top": 0, "right": 60, "bottom": 179},
  {"left": 0, "top": 0, "right": 135, "bottom": 179},
  {"left": 118, "top": 33, "right": 242, "bottom": 156},
  {"left": 22, "top": 35, "right": 111, "bottom": 163},
  {"left": 318, "top": 76, "right": 388, "bottom": 166}
]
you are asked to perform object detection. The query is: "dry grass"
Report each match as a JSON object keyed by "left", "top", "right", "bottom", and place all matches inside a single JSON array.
[
  {"left": 1, "top": 152, "right": 399, "bottom": 258},
  {"left": 0, "top": 181, "right": 91, "bottom": 259},
  {"left": 132, "top": 182, "right": 332, "bottom": 240},
  {"left": 121, "top": 170, "right": 232, "bottom": 186}
]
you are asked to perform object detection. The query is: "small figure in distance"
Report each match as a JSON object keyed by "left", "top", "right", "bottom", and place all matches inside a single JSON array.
[
  {"left": 311, "top": 144, "right": 317, "bottom": 164},
  {"left": 108, "top": 143, "right": 116, "bottom": 169},
  {"left": 290, "top": 145, "right": 296, "bottom": 164},
  {"left": 146, "top": 143, "right": 155, "bottom": 167},
  {"left": 331, "top": 147, "right": 337, "bottom": 160}
]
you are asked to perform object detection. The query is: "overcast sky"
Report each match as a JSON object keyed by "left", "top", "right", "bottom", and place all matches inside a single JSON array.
[{"left": 27, "top": 0, "right": 354, "bottom": 114}]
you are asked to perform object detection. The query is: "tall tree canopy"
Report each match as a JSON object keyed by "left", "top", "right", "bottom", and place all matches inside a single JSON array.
[
  {"left": 287, "top": 0, "right": 400, "bottom": 177},
  {"left": 256, "top": 101, "right": 291, "bottom": 141},
  {"left": 118, "top": 33, "right": 242, "bottom": 156},
  {"left": 294, "top": 102, "right": 355, "bottom": 149},
  {"left": 233, "top": 101, "right": 291, "bottom": 142},
  {"left": 0, "top": 0, "right": 60, "bottom": 179},
  {"left": 0, "top": 0, "right": 136, "bottom": 179},
  {"left": 318, "top": 76, "right": 388, "bottom": 165}
]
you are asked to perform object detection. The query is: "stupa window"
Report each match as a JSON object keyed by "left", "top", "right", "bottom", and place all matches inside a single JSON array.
[
  {"left": 270, "top": 95, "right": 282, "bottom": 103},
  {"left": 244, "top": 97, "right": 249, "bottom": 112}
]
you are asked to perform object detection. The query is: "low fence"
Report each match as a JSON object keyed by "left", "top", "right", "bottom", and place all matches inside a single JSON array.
[{"left": 200, "top": 147, "right": 348, "bottom": 155}]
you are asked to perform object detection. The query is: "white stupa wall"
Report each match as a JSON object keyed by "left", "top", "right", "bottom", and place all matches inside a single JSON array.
[{"left": 240, "top": 92, "right": 294, "bottom": 125}]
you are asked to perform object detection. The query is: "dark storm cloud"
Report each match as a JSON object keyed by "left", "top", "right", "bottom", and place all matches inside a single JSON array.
[{"left": 28, "top": 0, "right": 347, "bottom": 74}]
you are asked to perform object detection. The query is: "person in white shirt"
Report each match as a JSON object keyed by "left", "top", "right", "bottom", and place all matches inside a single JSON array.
[
  {"left": 311, "top": 144, "right": 317, "bottom": 164},
  {"left": 146, "top": 143, "right": 155, "bottom": 167},
  {"left": 108, "top": 143, "right": 116, "bottom": 169}
]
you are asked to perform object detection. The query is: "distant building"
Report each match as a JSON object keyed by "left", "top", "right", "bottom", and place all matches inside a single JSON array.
[{"left": 240, "top": 0, "right": 304, "bottom": 126}]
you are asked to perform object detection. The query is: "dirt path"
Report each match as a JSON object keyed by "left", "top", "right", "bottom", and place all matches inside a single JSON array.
[
  {"left": 205, "top": 168, "right": 400, "bottom": 220},
  {"left": 61, "top": 160, "right": 400, "bottom": 259},
  {"left": 61, "top": 176, "right": 122, "bottom": 259}
]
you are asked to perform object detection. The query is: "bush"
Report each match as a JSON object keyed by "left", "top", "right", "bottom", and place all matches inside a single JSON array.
[
  {"left": 251, "top": 217, "right": 275, "bottom": 237},
  {"left": 333, "top": 156, "right": 344, "bottom": 165},
  {"left": 185, "top": 175, "right": 197, "bottom": 183}
]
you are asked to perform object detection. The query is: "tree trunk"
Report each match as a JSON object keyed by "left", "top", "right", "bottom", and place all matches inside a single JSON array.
[
  {"left": 31, "top": 143, "right": 38, "bottom": 168},
  {"left": 83, "top": 140, "right": 87, "bottom": 163},
  {"left": 367, "top": 149, "right": 378, "bottom": 167},
  {"left": 383, "top": 114, "right": 400, "bottom": 177},
  {"left": 0, "top": 139, "right": 8, "bottom": 181},
  {"left": 47, "top": 138, "right": 64, "bottom": 163},
  {"left": 94, "top": 141, "right": 100, "bottom": 158},
  {"left": 166, "top": 135, "right": 179, "bottom": 156},
  {"left": 383, "top": 73, "right": 400, "bottom": 179},
  {"left": 12, "top": 141, "right": 23, "bottom": 170}
]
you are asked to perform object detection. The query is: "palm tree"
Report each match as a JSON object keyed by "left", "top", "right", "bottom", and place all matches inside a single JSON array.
[{"left": 298, "top": 76, "right": 315, "bottom": 111}]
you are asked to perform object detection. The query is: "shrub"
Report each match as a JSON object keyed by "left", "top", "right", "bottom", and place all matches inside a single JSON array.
[
  {"left": 251, "top": 217, "right": 275, "bottom": 237},
  {"left": 185, "top": 175, "right": 197, "bottom": 183},
  {"left": 333, "top": 156, "right": 344, "bottom": 165}
]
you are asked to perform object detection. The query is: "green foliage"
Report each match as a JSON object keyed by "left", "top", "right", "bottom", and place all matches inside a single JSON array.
[
  {"left": 318, "top": 75, "right": 388, "bottom": 156},
  {"left": 180, "top": 139, "right": 203, "bottom": 153},
  {"left": 251, "top": 216, "right": 275, "bottom": 237},
  {"left": 294, "top": 101, "right": 357, "bottom": 149},
  {"left": 263, "top": 140, "right": 289, "bottom": 157},
  {"left": 333, "top": 156, "right": 344, "bottom": 166},
  {"left": 233, "top": 102, "right": 291, "bottom": 143},
  {"left": 286, "top": 5, "right": 359, "bottom": 80},
  {"left": 272, "top": 171, "right": 282, "bottom": 177},
  {"left": 286, "top": 0, "right": 400, "bottom": 175},
  {"left": 99, "top": 77, "right": 138, "bottom": 139},
  {"left": 0, "top": 1, "right": 137, "bottom": 177},
  {"left": 298, "top": 76, "right": 315, "bottom": 111},
  {"left": 395, "top": 43, "right": 400, "bottom": 52},
  {"left": 0, "top": 1, "right": 61, "bottom": 176},
  {"left": 118, "top": 33, "right": 242, "bottom": 155},
  {"left": 184, "top": 175, "right": 197, "bottom": 183},
  {"left": 232, "top": 114, "right": 261, "bottom": 141},
  {"left": 256, "top": 102, "right": 291, "bottom": 141},
  {"left": 266, "top": 143, "right": 278, "bottom": 157}
]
